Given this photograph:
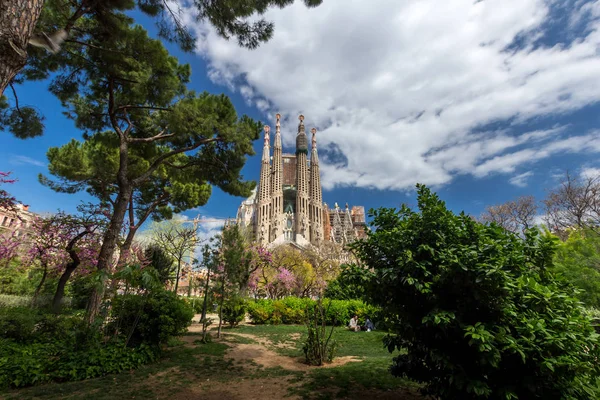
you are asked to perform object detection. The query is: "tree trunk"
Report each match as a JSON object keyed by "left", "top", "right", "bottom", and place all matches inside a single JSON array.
[
  {"left": 52, "top": 229, "right": 89, "bottom": 313},
  {"left": 31, "top": 263, "right": 47, "bottom": 306},
  {"left": 174, "top": 259, "right": 182, "bottom": 294},
  {"left": 217, "top": 274, "right": 225, "bottom": 338},
  {"left": 52, "top": 261, "right": 78, "bottom": 313},
  {"left": 86, "top": 187, "right": 132, "bottom": 323},
  {"left": 201, "top": 266, "right": 211, "bottom": 321},
  {"left": 0, "top": 0, "right": 44, "bottom": 96},
  {"left": 117, "top": 226, "right": 138, "bottom": 266}
]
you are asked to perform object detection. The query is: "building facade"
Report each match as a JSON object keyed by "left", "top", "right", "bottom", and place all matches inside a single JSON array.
[
  {"left": 0, "top": 203, "right": 36, "bottom": 238},
  {"left": 236, "top": 114, "right": 367, "bottom": 248}
]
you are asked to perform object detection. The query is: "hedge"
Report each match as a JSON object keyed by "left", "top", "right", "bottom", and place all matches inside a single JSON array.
[{"left": 246, "top": 297, "right": 380, "bottom": 326}]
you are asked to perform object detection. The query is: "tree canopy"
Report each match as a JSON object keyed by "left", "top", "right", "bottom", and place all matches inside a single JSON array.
[
  {"left": 351, "top": 184, "right": 600, "bottom": 399},
  {"left": 37, "top": 19, "right": 261, "bottom": 321},
  {"left": 1, "top": 0, "right": 323, "bottom": 137}
]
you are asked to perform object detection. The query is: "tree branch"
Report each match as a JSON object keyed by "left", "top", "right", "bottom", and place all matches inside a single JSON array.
[
  {"left": 128, "top": 129, "right": 175, "bottom": 143},
  {"left": 107, "top": 77, "right": 125, "bottom": 140},
  {"left": 117, "top": 105, "right": 172, "bottom": 112},
  {"left": 132, "top": 137, "right": 222, "bottom": 186},
  {"left": 8, "top": 83, "right": 23, "bottom": 117}
]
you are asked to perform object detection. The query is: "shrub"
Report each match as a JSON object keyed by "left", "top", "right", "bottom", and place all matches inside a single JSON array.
[
  {"left": 221, "top": 296, "right": 247, "bottom": 327},
  {"left": 0, "top": 307, "right": 159, "bottom": 389},
  {"left": 351, "top": 184, "right": 600, "bottom": 399},
  {"left": 0, "top": 338, "right": 158, "bottom": 388},
  {"left": 246, "top": 297, "right": 379, "bottom": 326},
  {"left": 109, "top": 289, "right": 194, "bottom": 346},
  {"left": 182, "top": 296, "right": 204, "bottom": 314},
  {"left": 0, "top": 307, "right": 41, "bottom": 342},
  {"left": 303, "top": 300, "right": 337, "bottom": 366}
]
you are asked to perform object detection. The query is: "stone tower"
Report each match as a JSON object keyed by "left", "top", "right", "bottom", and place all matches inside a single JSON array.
[
  {"left": 295, "top": 115, "right": 310, "bottom": 244},
  {"left": 256, "top": 125, "right": 271, "bottom": 245},
  {"left": 309, "top": 128, "right": 324, "bottom": 244},
  {"left": 270, "top": 114, "right": 284, "bottom": 240},
  {"left": 236, "top": 113, "right": 365, "bottom": 249}
]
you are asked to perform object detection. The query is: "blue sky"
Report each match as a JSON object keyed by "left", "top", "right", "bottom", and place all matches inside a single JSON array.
[{"left": 3, "top": 0, "right": 600, "bottom": 234}]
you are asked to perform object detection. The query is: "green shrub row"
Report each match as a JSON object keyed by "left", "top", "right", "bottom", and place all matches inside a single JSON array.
[{"left": 246, "top": 297, "right": 380, "bottom": 326}]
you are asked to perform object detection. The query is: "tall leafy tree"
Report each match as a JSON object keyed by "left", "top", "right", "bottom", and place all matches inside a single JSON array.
[
  {"left": 552, "top": 228, "right": 600, "bottom": 308},
  {"left": 1, "top": 0, "right": 323, "bottom": 137},
  {"left": 351, "top": 184, "right": 600, "bottom": 399},
  {"left": 40, "top": 21, "right": 261, "bottom": 321}
]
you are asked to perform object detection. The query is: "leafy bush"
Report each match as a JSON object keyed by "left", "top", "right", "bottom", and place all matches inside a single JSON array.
[
  {"left": 303, "top": 300, "right": 337, "bottom": 366},
  {"left": 324, "top": 263, "right": 372, "bottom": 300},
  {"left": 0, "top": 307, "right": 159, "bottom": 389},
  {"left": 351, "top": 184, "right": 600, "bottom": 399},
  {"left": 552, "top": 228, "right": 600, "bottom": 308},
  {"left": 68, "top": 275, "right": 94, "bottom": 310},
  {"left": 109, "top": 289, "right": 194, "bottom": 346},
  {"left": 246, "top": 297, "right": 379, "bottom": 326},
  {"left": 0, "top": 338, "right": 158, "bottom": 388},
  {"left": 0, "top": 307, "right": 41, "bottom": 342},
  {"left": 221, "top": 296, "right": 247, "bottom": 327},
  {"left": 182, "top": 296, "right": 204, "bottom": 314}
]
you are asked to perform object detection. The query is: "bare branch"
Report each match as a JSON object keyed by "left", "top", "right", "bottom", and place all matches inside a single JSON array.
[{"left": 127, "top": 129, "right": 175, "bottom": 143}]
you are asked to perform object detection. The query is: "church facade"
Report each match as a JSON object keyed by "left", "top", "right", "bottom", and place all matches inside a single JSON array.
[{"left": 236, "top": 114, "right": 367, "bottom": 248}]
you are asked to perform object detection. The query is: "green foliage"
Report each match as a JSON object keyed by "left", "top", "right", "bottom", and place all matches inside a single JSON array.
[
  {"left": 552, "top": 228, "right": 600, "bottom": 308},
  {"left": 351, "top": 184, "right": 600, "bottom": 399},
  {"left": 0, "top": 307, "right": 41, "bottom": 342},
  {"left": 68, "top": 275, "right": 94, "bottom": 309},
  {"left": 221, "top": 296, "right": 247, "bottom": 328},
  {"left": 145, "top": 244, "right": 175, "bottom": 284},
  {"left": 324, "top": 263, "right": 374, "bottom": 300},
  {"left": 303, "top": 300, "right": 337, "bottom": 366},
  {"left": 246, "top": 297, "right": 379, "bottom": 326},
  {"left": 0, "top": 338, "right": 158, "bottom": 388},
  {"left": 182, "top": 296, "right": 204, "bottom": 314},
  {"left": 109, "top": 289, "right": 194, "bottom": 347},
  {"left": 0, "top": 96, "right": 45, "bottom": 138},
  {"left": 0, "top": 307, "right": 159, "bottom": 388}
]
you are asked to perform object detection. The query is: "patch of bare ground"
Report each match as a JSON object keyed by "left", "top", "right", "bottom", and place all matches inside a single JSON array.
[
  {"left": 170, "top": 377, "right": 301, "bottom": 400},
  {"left": 225, "top": 341, "right": 361, "bottom": 371},
  {"left": 329, "top": 388, "right": 423, "bottom": 400}
]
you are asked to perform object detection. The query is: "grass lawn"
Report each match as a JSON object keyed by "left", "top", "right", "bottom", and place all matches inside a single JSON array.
[{"left": 0, "top": 323, "right": 422, "bottom": 400}]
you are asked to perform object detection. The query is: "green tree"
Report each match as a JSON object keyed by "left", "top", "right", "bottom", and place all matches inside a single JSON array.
[
  {"left": 149, "top": 219, "right": 197, "bottom": 293},
  {"left": 1, "top": 0, "right": 322, "bottom": 137},
  {"left": 552, "top": 228, "right": 600, "bottom": 308},
  {"left": 324, "top": 263, "right": 372, "bottom": 300},
  {"left": 351, "top": 184, "right": 600, "bottom": 400},
  {"left": 144, "top": 244, "right": 175, "bottom": 284},
  {"left": 39, "top": 22, "right": 261, "bottom": 322}
]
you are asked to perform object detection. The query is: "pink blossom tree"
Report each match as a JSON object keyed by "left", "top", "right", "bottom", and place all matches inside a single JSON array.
[
  {"left": 0, "top": 171, "right": 17, "bottom": 212},
  {"left": 0, "top": 229, "right": 21, "bottom": 268},
  {"left": 24, "top": 205, "right": 105, "bottom": 311}
]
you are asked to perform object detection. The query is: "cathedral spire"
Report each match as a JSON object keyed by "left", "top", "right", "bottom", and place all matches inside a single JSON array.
[
  {"left": 296, "top": 114, "right": 308, "bottom": 155},
  {"left": 256, "top": 125, "right": 272, "bottom": 245},
  {"left": 270, "top": 114, "right": 284, "bottom": 241},
  {"left": 295, "top": 115, "right": 310, "bottom": 242},
  {"left": 309, "top": 127, "right": 324, "bottom": 244}
]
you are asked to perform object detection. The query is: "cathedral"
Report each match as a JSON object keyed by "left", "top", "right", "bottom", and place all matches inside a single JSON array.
[{"left": 236, "top": 114, "right": 367, "bottom": 248}]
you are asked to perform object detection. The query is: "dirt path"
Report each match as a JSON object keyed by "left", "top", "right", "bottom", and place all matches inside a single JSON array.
[{"left": 150, "top": 320, "right": 422, "bottom": 400}]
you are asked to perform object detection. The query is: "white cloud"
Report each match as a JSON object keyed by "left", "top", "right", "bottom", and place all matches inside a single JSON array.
[
  {"left": 9, "top": 155, "right": 46, "bottom": 167},
  {"left": 179, "top": 0, "right": 600, "bottom": 190},
  {"left": 580, "top": 166, "right": 600, "bottom": 180},
  {"left": 509, "top": 171, "right": 534, "bottom": 187}
]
